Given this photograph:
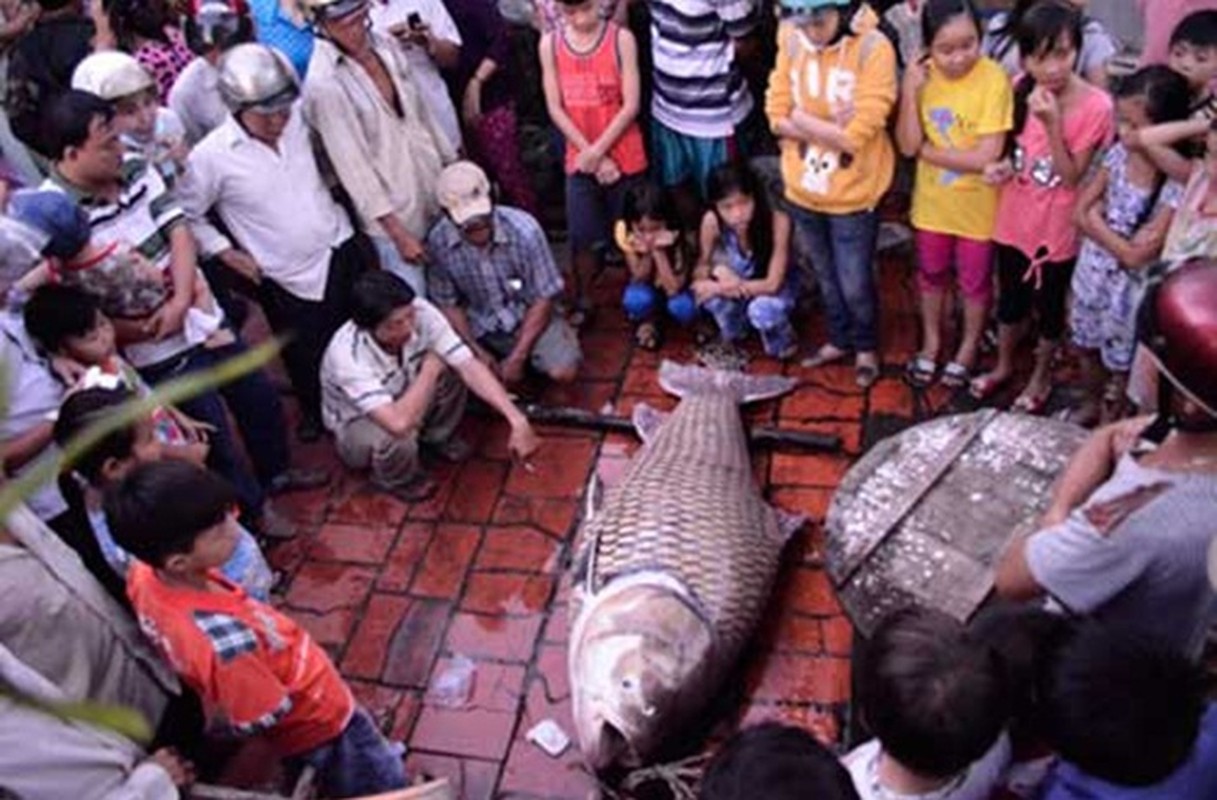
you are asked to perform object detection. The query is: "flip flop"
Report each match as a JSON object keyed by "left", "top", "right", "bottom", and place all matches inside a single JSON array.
[
  {"left": 802, "top": 344, "right": 851, "bottom": 369},
  {"left": 940, "top": 361, "right": 971, "bottom": 389},
  {"left": 904, "top": 355, "right": 937, "bottom": 387}
]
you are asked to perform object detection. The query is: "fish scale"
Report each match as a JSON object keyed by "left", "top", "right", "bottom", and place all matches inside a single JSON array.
[{"left": 577, "top": 391, "right": 786, "bottom": 655}]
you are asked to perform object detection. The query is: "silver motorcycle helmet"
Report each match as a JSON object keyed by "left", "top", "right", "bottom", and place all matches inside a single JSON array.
[{"left": 216, "top": 43, "right": 300, "bottom": 113}]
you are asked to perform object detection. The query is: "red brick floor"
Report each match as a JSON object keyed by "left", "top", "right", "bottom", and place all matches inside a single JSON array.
[{"left": 258, "top": 250, "right": 967, "bottom": 798}]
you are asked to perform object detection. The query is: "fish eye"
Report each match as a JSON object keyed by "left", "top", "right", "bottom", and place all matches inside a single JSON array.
[{"left": 621, "top": 678, "right": 635, "bottom": 690}]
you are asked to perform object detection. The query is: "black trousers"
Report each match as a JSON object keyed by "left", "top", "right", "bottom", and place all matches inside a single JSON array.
[{"left": 259, "top": 234, "right": 376, "bottom": 422}]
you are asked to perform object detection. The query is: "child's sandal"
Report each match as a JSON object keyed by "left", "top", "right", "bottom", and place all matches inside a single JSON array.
[
  {"left": 940, "top": 361, "right": 971, "bottom": 389},
  {"left": 904, "top": 355, "right": 938, "bottom": 387}
]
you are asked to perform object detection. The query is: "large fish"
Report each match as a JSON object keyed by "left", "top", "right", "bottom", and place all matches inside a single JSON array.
[{"left": 568, "top": 360, "right": 803, "bottom": 770}]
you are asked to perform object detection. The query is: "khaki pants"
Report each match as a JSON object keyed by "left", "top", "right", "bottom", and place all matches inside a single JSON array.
[{"left": 335, "top": 371, "right": 467, "bottom": 489}]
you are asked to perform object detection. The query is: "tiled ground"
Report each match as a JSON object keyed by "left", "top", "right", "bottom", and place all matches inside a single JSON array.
[{"left": 257, "top": 246, "right": 980, "bottom": 799}]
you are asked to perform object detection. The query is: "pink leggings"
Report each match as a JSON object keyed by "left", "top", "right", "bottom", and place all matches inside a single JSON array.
[{"left": 915, "top": 230, "right": 994, "bottom": 304}]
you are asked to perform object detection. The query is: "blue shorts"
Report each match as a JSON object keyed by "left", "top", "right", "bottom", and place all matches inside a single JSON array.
[
  {"left": 288, "top": 708, "right": 406, "bottom": 797},
  {"left": 651, "top": 119, "right": 736, "bottom": 194},
  {"left": 565, "top": 172, "right": 643, "bottom": 254}
]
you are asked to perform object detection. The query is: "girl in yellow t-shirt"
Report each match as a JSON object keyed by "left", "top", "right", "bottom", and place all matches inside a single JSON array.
[{"left": 895, "top": 0, "right": 1012, "bottom": 388}]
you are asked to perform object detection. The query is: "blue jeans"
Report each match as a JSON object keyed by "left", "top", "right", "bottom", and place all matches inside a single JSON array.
[
  {"left": 703, "top": 292, "right": 797, "bottom": 357},
  {"left": 790, "top": 206, "right": 880, "bottom": 353},
  {"left": 289, "top": 708, "right": 407, "bottom": 798},
  {"left": 138, "top": 337, "right": 289, "bottom": 515},
  {"left": 622, "top": 283, "right": 698, "bottom": 325}
]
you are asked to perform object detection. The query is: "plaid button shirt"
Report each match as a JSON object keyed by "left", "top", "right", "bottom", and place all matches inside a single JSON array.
[{"left": 425, "top": 207, "right": 565, "bottom": 339}]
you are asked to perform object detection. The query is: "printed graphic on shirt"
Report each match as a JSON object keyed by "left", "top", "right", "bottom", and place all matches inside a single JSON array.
[
  {"left": 927, "top": 106, "right": 963, "bottom": 185},
  {"left": 793, "top": 60, "right": 855, "bottom": 196},
  {"left": 1013, "top": 144, "right": 1062, "bottom": 189}
]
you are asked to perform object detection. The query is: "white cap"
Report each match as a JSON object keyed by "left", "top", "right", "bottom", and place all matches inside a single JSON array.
[{"left": 71, "top": 51, "right": 155, "bottom": 101}]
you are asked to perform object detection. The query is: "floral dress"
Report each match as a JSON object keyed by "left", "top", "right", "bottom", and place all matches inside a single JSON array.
[{"left": 1070, "top": 144, "right": 1182, "bottom": 372}]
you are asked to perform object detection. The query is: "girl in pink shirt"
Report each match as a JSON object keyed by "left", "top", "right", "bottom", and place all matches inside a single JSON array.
[{"left": 970, "top": 0, "right": 1112, "bottom": 413}]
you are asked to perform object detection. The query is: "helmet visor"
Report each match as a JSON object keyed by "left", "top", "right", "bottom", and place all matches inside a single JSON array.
[
  {"left": 244, "top": 84, "right": 299, "bottom": 114},
  {"left": 313, "top": 0, "right": 368, "bottom": 22}
]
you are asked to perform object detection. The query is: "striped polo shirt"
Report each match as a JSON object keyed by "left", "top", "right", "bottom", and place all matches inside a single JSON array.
[
  {"left": 649, "top": 0, "right": 757, "bottom": 139},
  {"left": 43, "top": 157, "right": 204, "bottom": 369}
]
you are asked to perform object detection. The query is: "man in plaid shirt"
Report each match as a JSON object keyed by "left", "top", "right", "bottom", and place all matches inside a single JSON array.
[{"left": 426, "top": 161, "right": 582, "bottom": 386}]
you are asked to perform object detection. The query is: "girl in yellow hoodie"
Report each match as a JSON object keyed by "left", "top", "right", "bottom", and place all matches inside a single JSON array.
[{"left": 766, "top": 0, "right": 898, "bottom": 387}]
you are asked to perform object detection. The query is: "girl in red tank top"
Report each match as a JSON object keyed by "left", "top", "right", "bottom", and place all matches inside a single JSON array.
[{"left": 540, "top": 0, "right": 647, "bottom": 321}]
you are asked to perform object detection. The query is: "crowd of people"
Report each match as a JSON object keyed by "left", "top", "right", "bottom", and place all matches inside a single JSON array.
[{"left": 0, "top": 0, "right": 1213, "bottom": 796}]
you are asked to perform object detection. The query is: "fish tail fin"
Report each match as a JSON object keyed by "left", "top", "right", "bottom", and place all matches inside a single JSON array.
[{"left": 659, "top": 360, "right": 797, "bottom": 404}]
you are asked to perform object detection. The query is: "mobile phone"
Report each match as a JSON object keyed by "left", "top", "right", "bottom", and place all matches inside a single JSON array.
[{"left": 407, "top": 12, "right": 423, "bottom": 30}]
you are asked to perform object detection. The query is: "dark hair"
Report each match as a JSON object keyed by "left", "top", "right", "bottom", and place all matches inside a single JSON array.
[
  {"left": 23, "top": 283, "right": 102, "bottom": 354},
  {"left": 1114, "top": 65, "right": 1195, "bottom": 172},
  {"left": 40, "top": 90, "right": 115, "bottom": 162},
  {"left": 921, "top": 0, "right": 982, "bottom": 50},
  {"left": 104, "top": 460, "right": 237, "bottom": 567},
  {"left": 350, "top": 270, "right": 417, "bottom": 330},
  {"left": 35, "top": 0, "right": 77, "bottom": 10},
  {"left": 1008, "top": 1, "right": 1083, "bottom": 147},
  {"left": 1044, "top": 624, "right": 1205, "bottom": 787},
  {"left": 969, "top": 606, "right": 1077, "bottom": 742},
  {"left": 1114, "top": 65, "right": 1194, "bottom": 125},
  {"left": 622, "top": 181, "right": 680, "bottom": 231},
  {"left": 105, "top": 0, "right": 173, "bottom": 47},
  {"left": 706, "top": 161, "right": 774, "bottom": 279},
  {"left": 1169, "top": 10, "right": 1217, "bottom": 50},
  {"left": 1015, "top": 0, "right": 1082, "bottom": 63},
  {"left": 53, "top": 386, "right": 140, "bottom": 486},
  {"left": 622, "top": 181, "right": 690, "bottom": 268},
  {"left": 860, "top": 607, "right": 1010, "bottom": 779},
  {"left": 699, "top": 723, "right": 861, "bottom": 800}
]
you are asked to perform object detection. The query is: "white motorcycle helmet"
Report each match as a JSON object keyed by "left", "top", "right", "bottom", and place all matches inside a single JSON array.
[{"left": 71, "top": 51, "right": 155, "bottom": 101}]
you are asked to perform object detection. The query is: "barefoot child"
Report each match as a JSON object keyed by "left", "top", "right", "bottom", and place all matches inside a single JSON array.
[
  {"left": 895, "top": 0, "right": 1012, "bottom": 389},
  {"left": 970, "top": 0, "right": 1113, "bottom": 414}
]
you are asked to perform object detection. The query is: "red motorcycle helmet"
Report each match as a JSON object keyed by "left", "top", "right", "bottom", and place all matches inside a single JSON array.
[
  {"left": 184, "top": 0, "right": 253, "bottom": 55},
  {"left": 1138, "top": 258, "right": 1217, "bottom": 420}
]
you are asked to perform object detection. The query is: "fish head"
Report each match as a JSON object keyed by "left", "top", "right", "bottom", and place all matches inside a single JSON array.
[{"left": 569, "top": 581, "right": 713, "bottom": 770}]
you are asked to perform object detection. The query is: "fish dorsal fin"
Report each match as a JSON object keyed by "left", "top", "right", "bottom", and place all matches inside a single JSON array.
[
  {"left": 631, "top": 402, "right": 669, "bottom": 445},
  {"left": 658, "top": 360, "right": 797, "bottom": 404}
]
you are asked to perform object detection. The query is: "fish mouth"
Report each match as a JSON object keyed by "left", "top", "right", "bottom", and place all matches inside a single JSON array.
[{"left": 584, "top": 719, "right": 634, "bottom": 772}]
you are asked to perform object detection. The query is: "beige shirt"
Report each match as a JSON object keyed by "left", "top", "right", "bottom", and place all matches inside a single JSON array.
[
  {"left": 0, "top": 504, "right": 179, "bottom": 731},
  {"left": 303, "top": 33, "right": 456, "bottom": 241}
]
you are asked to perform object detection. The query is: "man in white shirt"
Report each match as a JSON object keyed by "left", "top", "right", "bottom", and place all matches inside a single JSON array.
[
  {"left": 179, "top": 43, "right": 378, "bottom": 440},
  {"left": 168, "top": 0, "right": 255, "bottom": 145},
  {"left": 321, "top": 271, "right": 540, "bottom": 501},
  {"left": 367, "top": 0, "right": 463, "bottom": 155}
]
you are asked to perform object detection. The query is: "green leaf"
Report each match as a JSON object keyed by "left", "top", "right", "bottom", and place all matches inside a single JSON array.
[{"left": 0, "top": 339, "right": 281, "bottom": 530}]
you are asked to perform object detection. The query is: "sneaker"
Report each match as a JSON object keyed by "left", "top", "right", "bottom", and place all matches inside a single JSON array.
[{"left": 268, "top": 467, "right": 330, "bottom": 495}]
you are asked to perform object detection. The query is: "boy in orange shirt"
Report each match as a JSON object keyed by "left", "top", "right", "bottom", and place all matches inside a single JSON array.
[{"left": 104, "top": 460, "right": 406, "bottom": 798}]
